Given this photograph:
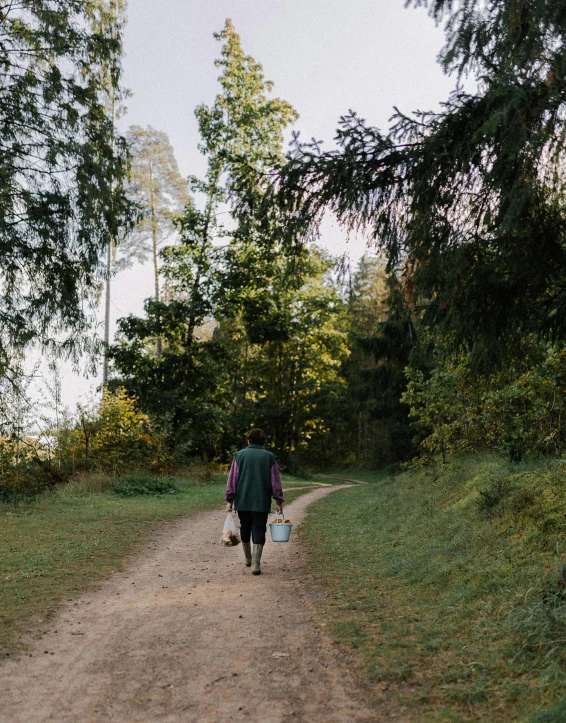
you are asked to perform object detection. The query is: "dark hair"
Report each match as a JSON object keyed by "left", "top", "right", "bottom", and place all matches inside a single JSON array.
[{"left": 247, "top": 428, "right": 266, "bottom": 446}]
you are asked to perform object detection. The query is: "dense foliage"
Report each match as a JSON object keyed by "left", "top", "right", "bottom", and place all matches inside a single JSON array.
[
  {"left": 276, "top": 0, "right": 566, "bottom": 367},
  {"left": 403, "top": 345, "right": 566, "bottom": 463},
  {"left": 242, "top": 0, "right": 566, "bottom": 466},
  {"left": 7, "top": 2, "right": 566, "bottom": 479},
  {"left": 0, "top": 385, "right": 161, "bottom": 499},
  {"left": 108, "top": 22, "right": 345, "bottom": 466},
  {"left": 0, "top": 0, "right": 131, "bottom": 364}
]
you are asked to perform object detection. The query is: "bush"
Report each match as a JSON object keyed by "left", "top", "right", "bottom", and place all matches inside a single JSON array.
[
  {"left": 0, "top": 481, "right": 38, "bottom": 504},
  {"left": 112, "top": 472, "right": 178, "bottom": 497},
  {"left": 0, "top": 461, "right": 66, "bottom": 503},
  {"left": 74, "top": 387, "right": 161, "bottom": 473},
  {"left": 403, "top": 347, "right": 566, "bottom": 463}
]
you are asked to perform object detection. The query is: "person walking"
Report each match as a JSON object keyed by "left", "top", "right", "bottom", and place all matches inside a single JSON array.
[{"left": 225, "top": 429, "right": 284, "bottom": 575}]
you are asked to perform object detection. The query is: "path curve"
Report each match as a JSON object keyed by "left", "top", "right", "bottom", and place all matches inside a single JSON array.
[
  {"left": 0, "top": 485, "right": 390, "bottom": 723},
  {"left": 319, "top": 474, "right": 369, "bottom": 485}
]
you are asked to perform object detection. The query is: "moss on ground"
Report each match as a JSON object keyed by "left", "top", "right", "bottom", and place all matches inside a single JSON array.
[{"left": 306, "top": 456, "right": 566, "bottom": 722}]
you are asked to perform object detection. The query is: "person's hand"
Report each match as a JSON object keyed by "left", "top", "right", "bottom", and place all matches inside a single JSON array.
[
  {"left": 276, "top": 504, "right": 283, "bottom": 515},
  {"left": 226, "top": 502, "right": 233, "bottom": 513}
]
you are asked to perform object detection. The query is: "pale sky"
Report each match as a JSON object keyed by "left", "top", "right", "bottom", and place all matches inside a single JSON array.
[{"left": 55, "top": 0, "right": 456, "bottom": 407}]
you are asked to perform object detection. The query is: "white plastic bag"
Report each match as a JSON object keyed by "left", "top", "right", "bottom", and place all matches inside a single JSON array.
[{"left": 221, "top": 512, "right": 241, "bottom": 546}]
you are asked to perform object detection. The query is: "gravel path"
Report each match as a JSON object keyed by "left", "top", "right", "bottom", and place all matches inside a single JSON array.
[{"left": 0, "top": 485, "right": 400, "bottom": 723}]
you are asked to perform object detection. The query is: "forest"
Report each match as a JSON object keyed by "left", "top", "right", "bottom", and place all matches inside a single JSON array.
[
  {"left": 4, "top": 2, "right": 566, "bottom": 719},
  {"left": 0, "top": 8, "right": 414, "bottom": 494},
  {"left": 4, "top": 2, "right": 566, "bottom": 493}
]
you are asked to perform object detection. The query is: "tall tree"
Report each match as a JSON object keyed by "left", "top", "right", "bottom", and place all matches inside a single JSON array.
[
  {"left": 178, "top": 18, "right": 298, "bottom": 366},
  {"left": 156, "top": 17, "right": 298, "bottom": 374},
  {"left": 121, "top": 126, "right": 191, "bottom": 357},
  {"left": 347, "top": 258, "right": 418, "bottom": 464},
  {"left": 0, "top": 0, "right": 130, "bottom": 370},
  {"left": 100, "top": 0, "right": 128, "bottom": 386},
  {"left": 110, "top": 19, "right": 299, "bottom": 459}
]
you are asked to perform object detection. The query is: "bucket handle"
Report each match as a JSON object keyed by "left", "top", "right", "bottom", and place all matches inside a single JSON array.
[{"left": 274, "top": 512, "right": 284, "bottom": 523}]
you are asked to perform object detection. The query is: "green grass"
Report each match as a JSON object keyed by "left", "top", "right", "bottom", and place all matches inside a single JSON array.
[
  {"left": 0, "top": 471, "right": 310, "bottom": 656},
  {"left": 280, "top": 487, "right": 310, "bottom": 503},
  {"left": 302, "top": 455, "right": 566, "bottom": 722}
]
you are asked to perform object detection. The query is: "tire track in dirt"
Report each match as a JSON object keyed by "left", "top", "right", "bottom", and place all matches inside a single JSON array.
[{"left": 0, "top": 485, "right": 407, "bottom": 723}]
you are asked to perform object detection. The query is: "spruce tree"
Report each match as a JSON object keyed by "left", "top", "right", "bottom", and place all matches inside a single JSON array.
[{"left": 277, "top": 0, "right": 566, "bottom": 367}]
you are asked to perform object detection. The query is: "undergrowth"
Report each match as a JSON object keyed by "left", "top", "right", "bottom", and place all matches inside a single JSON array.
[{"left": 306, "top": 456, "right": 566, "bottom": 721}]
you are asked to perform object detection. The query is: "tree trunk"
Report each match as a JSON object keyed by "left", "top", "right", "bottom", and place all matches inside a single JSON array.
[
  {"left": 102, "top": 7, "right": 117, "bottom": 388},
  {"left": 103, "top": 238, "right": 112, "bottom": 387},
  {"left": 184, "top": 176, "right": 218, "bottom": 373},
  {"left": 81, "top": 419, "right": 91, "bottom": 470},
  {"left": 243, "top": 341, "right": 248, "bottom": 410},
  {"left": 149, "top": 163, "right": 162, "bottom": 359}
]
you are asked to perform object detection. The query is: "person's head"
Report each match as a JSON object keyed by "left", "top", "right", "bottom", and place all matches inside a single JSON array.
[{"left": 247, "top": 428, "right": 266, "bottom": 446}]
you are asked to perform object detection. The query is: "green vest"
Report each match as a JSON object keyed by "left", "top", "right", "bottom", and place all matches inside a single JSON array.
[{"left": 234, "top": 444, "right": 277, "bottom": 513}]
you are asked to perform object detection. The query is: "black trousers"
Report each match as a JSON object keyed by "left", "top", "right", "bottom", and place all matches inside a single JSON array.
[{"left": 237, "top": 511, "right": 269, "bottom": 545}]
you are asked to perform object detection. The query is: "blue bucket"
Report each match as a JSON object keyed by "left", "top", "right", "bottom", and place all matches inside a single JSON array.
[{"left": 269, "top": 515, "right": 293, "bottom": 543}]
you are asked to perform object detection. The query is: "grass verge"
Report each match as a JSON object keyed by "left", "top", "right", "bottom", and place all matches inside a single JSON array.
[
  {"left": 0, "top": 471, "right": 308, "bottom": 656},
  {"left": 304, "top": 456, "right": 566, "bottom": 722}
]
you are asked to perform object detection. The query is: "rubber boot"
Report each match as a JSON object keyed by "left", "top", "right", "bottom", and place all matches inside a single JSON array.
[
  {"left": 242, "top": 542, "right": 252, "bottom": 567},
  {"left": 251, "top": 544, "right": 264, "bottom": 575}
]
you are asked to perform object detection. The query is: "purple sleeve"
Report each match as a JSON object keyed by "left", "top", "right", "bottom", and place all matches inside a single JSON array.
[
  {"left": 271, "top": 462, "right": 284, "bottom": 506},
  {"left": 225, "top": 458, "right": 239, "bottom": 502}
]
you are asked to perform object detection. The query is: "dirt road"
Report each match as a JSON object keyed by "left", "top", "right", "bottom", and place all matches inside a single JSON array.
[{"left": 0, "top": 486, "right": 396, "bottom": 723}]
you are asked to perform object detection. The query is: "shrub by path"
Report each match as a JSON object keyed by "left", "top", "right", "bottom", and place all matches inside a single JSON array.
[{"left": 0, "top": 486, "right": 399, "bottom": 723}]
